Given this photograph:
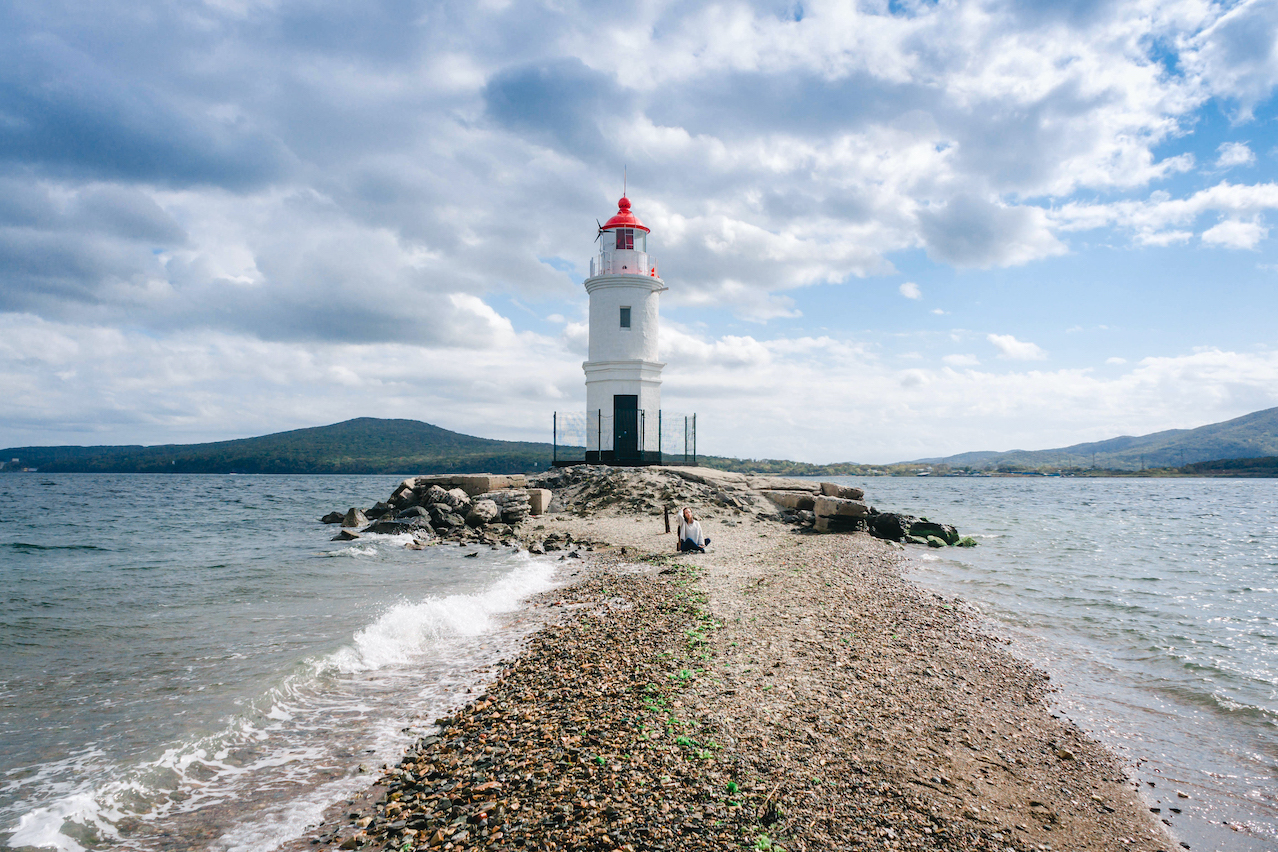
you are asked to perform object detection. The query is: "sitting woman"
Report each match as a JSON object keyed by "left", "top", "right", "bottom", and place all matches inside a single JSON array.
[{"left": 675, "top": 507, "right": 710, "bottom": 553}]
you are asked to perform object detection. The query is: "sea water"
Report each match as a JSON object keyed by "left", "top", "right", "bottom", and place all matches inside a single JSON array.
[
  {"left": 826, "top": 476, "right": 1278, "bottom": 852},
  {"left": 0, "top": 474, "right": 561, "bottom": 852},
  {"left": 4, "top": 475, "right": 1276, "bottom": 852}
]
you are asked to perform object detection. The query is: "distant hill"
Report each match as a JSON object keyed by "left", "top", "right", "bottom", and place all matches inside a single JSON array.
[
  {"left": 915, "top": 406, "right": 1278, "bottom": 471},
  {"left": 1180, "top": 456, "right": 1278, "bottom": 477},
  {"left": 0, "top": 418, "right": 555, "bottom": 474},
  {"left": 7, "top": 407, "right": 1278, "bottom": 477}
]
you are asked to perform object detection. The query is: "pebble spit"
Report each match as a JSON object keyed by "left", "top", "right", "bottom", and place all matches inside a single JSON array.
[{"left": 288, "top": 468, "right": 1171, "bottom": 852}]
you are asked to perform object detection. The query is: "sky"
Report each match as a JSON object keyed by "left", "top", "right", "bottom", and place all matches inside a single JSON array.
[{"left": 2, "top": 0, "right": 1278, "bottom": 464}]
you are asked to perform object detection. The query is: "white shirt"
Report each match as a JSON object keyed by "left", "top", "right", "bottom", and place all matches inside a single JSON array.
[{"left": 677, "top": 518, "right": 706, "bottom": 547}]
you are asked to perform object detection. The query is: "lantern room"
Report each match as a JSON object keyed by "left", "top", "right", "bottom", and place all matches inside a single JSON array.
[{"left": 590, "top": 196, "right": 658, "bottom": 279}]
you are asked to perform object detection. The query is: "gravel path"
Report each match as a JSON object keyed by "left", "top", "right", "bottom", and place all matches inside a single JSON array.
[{"left": 288, "top": 475, "right": 1171, "bottom": 852}]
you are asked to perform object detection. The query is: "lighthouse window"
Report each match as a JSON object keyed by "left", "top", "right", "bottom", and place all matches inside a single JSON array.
[
  {"left": 619, "top": 306, "right": 631, "bottom": 328},
  {"left": 615, "top": 228, "right": 634, "bottom": 250}
]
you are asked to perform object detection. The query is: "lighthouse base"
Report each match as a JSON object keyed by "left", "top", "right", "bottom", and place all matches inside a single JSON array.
[{"left": 551, "top": 410, "right": 697, "bottom": 467}]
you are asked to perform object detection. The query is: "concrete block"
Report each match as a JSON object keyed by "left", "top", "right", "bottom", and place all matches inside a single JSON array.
[
  {"left": 751, "top": 477, "right": 819, "bottom": 493},
  {"left": 814, "top": 495, "right": 870, "bottom": 518},
  {"left": 761, "top": 490, "right": 816, "bottom": 511},
  {"left": 410, "top": 473, "right": 528, "bottom": 497},
  {"left": 528, "top": 488, "right": 552, "bottom": 515},
  {"left": 819, "top": 482, "right": 865, "bottom": 500}
]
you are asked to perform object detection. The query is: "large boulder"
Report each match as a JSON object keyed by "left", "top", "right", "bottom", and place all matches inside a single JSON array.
[
  {"left": 427, "top": 503, "right": 466, "bottom": 530},
  {"left": 816, "top": 516, "right": 868, "bottom": 533},
  {"left": 341, "top": 507, "right": 368, "bottom": 528},
  {"left": 761, "top": 490, "right": 816, "bottom": 511},
  {"left": 396, "top": 506, "right": 430, "bottom": 520},
  {"left": 474, "top": 490, "right": 532, "bottom": 525},
  {"left": 910, "top": 520, "right": 959, "bottom": 546},
  {"left": 364, "top": 501, "right": 394, "bottom": 520},
  {"left": 869, "top": 513, "right": 917, "bottom": 542},
  {"left": 443, "top": 488, "right": 472, "bottom": 514},
  {"left": 422, "top": 485, "right": 450, "bottom": 506},
  {"left": 389, "top": 479, "right": 418, "bottom": 508},
  {"left": 465, "top": 499, "right": 501, "bottom": 527},
  {"left": 813, "top": 496, "right": 870, "bottom": 519},
  {"left": 364, "top": 518, "right": 430, "bottom": 535},
  {"left": 819, "top": 482, "right": 865, "bottom": 500},
  {"left": 320, "top": 511, "right": 345, "bottom": 524}
]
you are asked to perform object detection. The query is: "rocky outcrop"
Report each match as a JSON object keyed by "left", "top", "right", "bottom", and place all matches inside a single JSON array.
[
  {"left": 320, "top": 511, "right": 345, "bottom": 524},
  {"left": 322, "top": 465, "right": 970, "bottom": 550},
  {"left": 342, "top": 507, "right": 367, "bottom": 528}
]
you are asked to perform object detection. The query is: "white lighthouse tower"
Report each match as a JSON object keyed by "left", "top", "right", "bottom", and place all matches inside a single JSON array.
[{"left": 583, "top": 195, "right": 666, "bottom": 464}]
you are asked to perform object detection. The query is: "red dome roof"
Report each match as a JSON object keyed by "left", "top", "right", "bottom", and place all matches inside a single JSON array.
[{"left": 601, "top": 196, "right": 650, "bottom": 233}]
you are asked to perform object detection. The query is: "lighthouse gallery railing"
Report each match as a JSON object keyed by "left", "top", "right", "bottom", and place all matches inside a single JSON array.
[{"left": 589, "top": 253, "right": 659, "bottom": 278}]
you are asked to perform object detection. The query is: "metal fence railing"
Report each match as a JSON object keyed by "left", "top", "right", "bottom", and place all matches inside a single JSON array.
[{"left": 553, "top": 410, "right": 696, "bottom": 467}]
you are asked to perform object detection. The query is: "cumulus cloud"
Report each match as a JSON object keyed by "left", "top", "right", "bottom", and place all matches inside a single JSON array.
[
  {"left": 917, "top": 196, "right": 1066, "bottom": 268},
  {"left": 1054, "top": 182, "right": 1278, "bottom": 248},
  {"left": 1201, "top": 217, "right": 1269, "bottom": 249},
  {"left": 899, "top": 281, "right": 922, "bottom": 300},
  {"left": 1216, "top": 141, "right": 1256, "bottom": 169},
  {"left": 987, "top": 333, "right": 1047, "bottom": 360},
  {"left": 1187, "top": 0, "right": 1278, "bottom": 117}
]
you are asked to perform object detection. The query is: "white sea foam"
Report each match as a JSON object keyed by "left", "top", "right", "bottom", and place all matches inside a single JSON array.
[
  {"left": 326, "top": 552, "right": 554, "bottom": 673},
  {"left": 3, "top": 553, "right": 560, "bottom": 852},
  {"left": 8, "top": 791, "right": 100, "bottom": 852}
]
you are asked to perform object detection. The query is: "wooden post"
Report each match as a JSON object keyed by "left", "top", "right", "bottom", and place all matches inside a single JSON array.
[{"left": 664, "top": 506, "right": 670, "bottom": 533}]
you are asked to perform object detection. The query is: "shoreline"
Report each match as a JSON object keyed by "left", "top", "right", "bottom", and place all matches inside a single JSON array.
[{"left": 285, "top": 501, "right": 1168, "bottom": 852}]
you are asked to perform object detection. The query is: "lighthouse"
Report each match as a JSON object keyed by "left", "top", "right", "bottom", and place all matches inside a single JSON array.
[{"left": 583, "top": 195, "right": 666, "bottom": 464}]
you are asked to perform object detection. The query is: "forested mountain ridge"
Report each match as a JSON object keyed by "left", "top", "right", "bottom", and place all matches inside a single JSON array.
[
  {"left": 916, "top": 406, "right": 1278, "bottom": 471},
  {"left": 0, "top": 418, "right": 554, "bottom": 474}
]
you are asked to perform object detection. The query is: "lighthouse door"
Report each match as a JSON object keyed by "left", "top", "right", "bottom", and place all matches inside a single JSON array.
[{"left": 613, "top": 395, "right": 639, "bottom": 462}]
